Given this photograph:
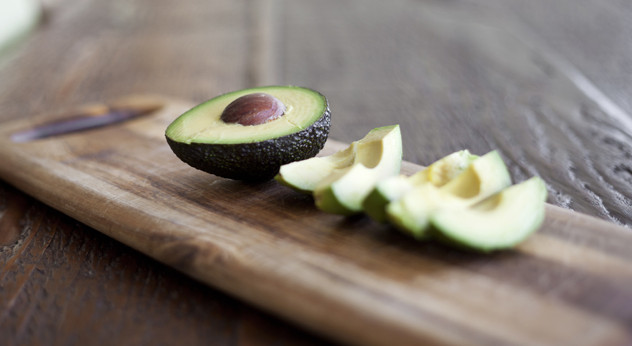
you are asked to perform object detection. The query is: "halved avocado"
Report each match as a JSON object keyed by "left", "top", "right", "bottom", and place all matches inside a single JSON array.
[
  {"left": 165, "top": 86, "right": 330, "bottom": 181},
  {"left": 387, "top": 150, "right": 511, "bottom": 238},
  {"left": 362, "top": 150, "right": 478, "bottom": 223},
  {"left": 431, "top": 177, "right": 547, "bottom": 252}
]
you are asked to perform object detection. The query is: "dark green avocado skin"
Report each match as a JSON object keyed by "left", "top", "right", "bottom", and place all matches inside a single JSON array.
[{"left": 166, "top": 107, "right": 331, "bottom": 181}]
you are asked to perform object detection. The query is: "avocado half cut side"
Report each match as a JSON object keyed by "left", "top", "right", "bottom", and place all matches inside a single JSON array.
[
  {"left": 431, "top": 177, "right": 547, "bottom": 252},
  {"left": 165, "top": 86, "right": 331, "bottom": 181}
]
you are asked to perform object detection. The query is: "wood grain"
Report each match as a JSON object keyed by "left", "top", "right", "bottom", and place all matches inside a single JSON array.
[
  {"left": 0, "top": 98, "right": 630, "bottom": 345},
  {"left": 0, "top": 181, "right": 331, "bottom": 345},
  {"left": 2, "top": 0, "right": 632, "bottom": 344}
]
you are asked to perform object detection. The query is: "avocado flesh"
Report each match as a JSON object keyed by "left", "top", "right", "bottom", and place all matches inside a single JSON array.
[
  {"left": 363, "top": 150, "right": 478, "bottom": 223},
  {"left": 165, "top": 86, "right": 330, "bottom": 181},
  {"left": 431, "top": 177, "right": 547, "bottom": 252},
  {"left": 313, "top": 164, "right": 377, "bottom": 215},
  {"left": 424, "top": 150, "right": 479, "bottom": 187},
  {"left": 275, "top": 143, "right": 356, "bottom": 194},
  {"left": 362, "top": 175, "right": 414, "bottom": 222},
  {"left": 313, "top": 125, "right": 402, "bottom": 215},
  {"left": 387, "top": 184, "right": 463, "bottom": 239},
  {"left": 387, "top": 150, "right": 511, "bottom": 238}
]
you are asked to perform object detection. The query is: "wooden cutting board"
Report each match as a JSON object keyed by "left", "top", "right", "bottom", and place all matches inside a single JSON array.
[{"left": 1, "top": 96, "right": 631, "bottom": 346}]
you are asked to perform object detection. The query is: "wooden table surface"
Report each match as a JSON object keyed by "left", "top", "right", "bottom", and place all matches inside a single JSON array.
[{"left": 1, "top": 0, "right": 631, "bottom": 344}]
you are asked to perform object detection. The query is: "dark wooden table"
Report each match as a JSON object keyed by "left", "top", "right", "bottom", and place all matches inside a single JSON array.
[{"left": 2, "top": 0, "right": 631, "bottom": 344}]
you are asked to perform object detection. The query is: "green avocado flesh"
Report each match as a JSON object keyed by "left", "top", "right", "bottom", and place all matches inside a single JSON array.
[
  {"left": 165, "top": 86, "right": 330, "bottom": 181},
  {"left": 386, "top": 150, "right": 512, "bottom": 238},
  {"left": 363, "top": 150, "right": 478, "bottom": 223},
  {"left": 276, "top": 125, "right": 402, "bottom": 215},
  {"left": 275, "top": 143, "right": 356, "bottom": 194},
  {"left": 431, "top": 177, "right": 547, "bottom": 252},
  {"left": 274, "top": 124, "right": 545, "bottom": 252}
]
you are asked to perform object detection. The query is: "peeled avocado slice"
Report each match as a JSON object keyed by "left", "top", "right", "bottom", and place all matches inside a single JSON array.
[
  {"left": 275, "top": 142, "right": 356, "bottom": 194},
  {"left": 431, "top": 177, "right": 547, "bottom": 252},
  {"left": 276, "top": 125, "right": 402, "bottom": 215},
  {"left": 362, "top": 175, "right": 415, "bottom": 222},
  {"left": 313, "top": 125, "right": 402, "bottom": 215},
  {"left": 363, "top": 150, "right": 478, "bottom": 222},
  {"left": 273, "top": 123, "right": 545, "bottom": 251},
  {"left": 387, "top": 150, "right": 511, "bottom": 238}
]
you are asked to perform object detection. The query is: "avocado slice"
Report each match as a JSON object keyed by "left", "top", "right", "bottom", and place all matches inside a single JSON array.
[
  {"left": 431, "top": 177, "right": 547, "bottom": 252},
  {"left": 313, "top": 125, "right": 402, "bottom": 215},
  {"left": 362, "top": 174, "right": 415, "bottom": 223},
  {"left": 275, "top": 142, "right": 357, "bottom": 194},
  {"left": 362, "top": 150, "right": 478, "bottom": 223},
  {"left": 276, "top": 125, "right": 402, "bottom": 214},
  {"left": 165, "top": 86, "right": 330, "bottom": 181},
  {"left": 387, "top": 150, "right": 511, "bottom": 238}
]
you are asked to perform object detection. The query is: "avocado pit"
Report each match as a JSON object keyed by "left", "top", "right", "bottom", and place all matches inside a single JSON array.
[{"left": 220, "top": 93, "right": 286, "bottom": 126}]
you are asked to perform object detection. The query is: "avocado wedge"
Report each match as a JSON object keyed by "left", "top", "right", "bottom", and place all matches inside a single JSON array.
[
  {"left": 431, "top": 177, "right": 547, "bottom": 252},
  {"left": 276, "top": 125, "right": 402, "bottom": 215},
  {"left": 387, "top": 150, "right": 511, "bottom": 238},
  {"left": 275, "top": 142, "right": 356, "bottom": 194},
  {"left": 313, "top": 125, "right": 402, "bottom": 215},
  {"left": 166, "top": 86, "right": 330, "bottom": 181},
  {"left": 363, "top": 150, "right": 478, "bottom": 223}
]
